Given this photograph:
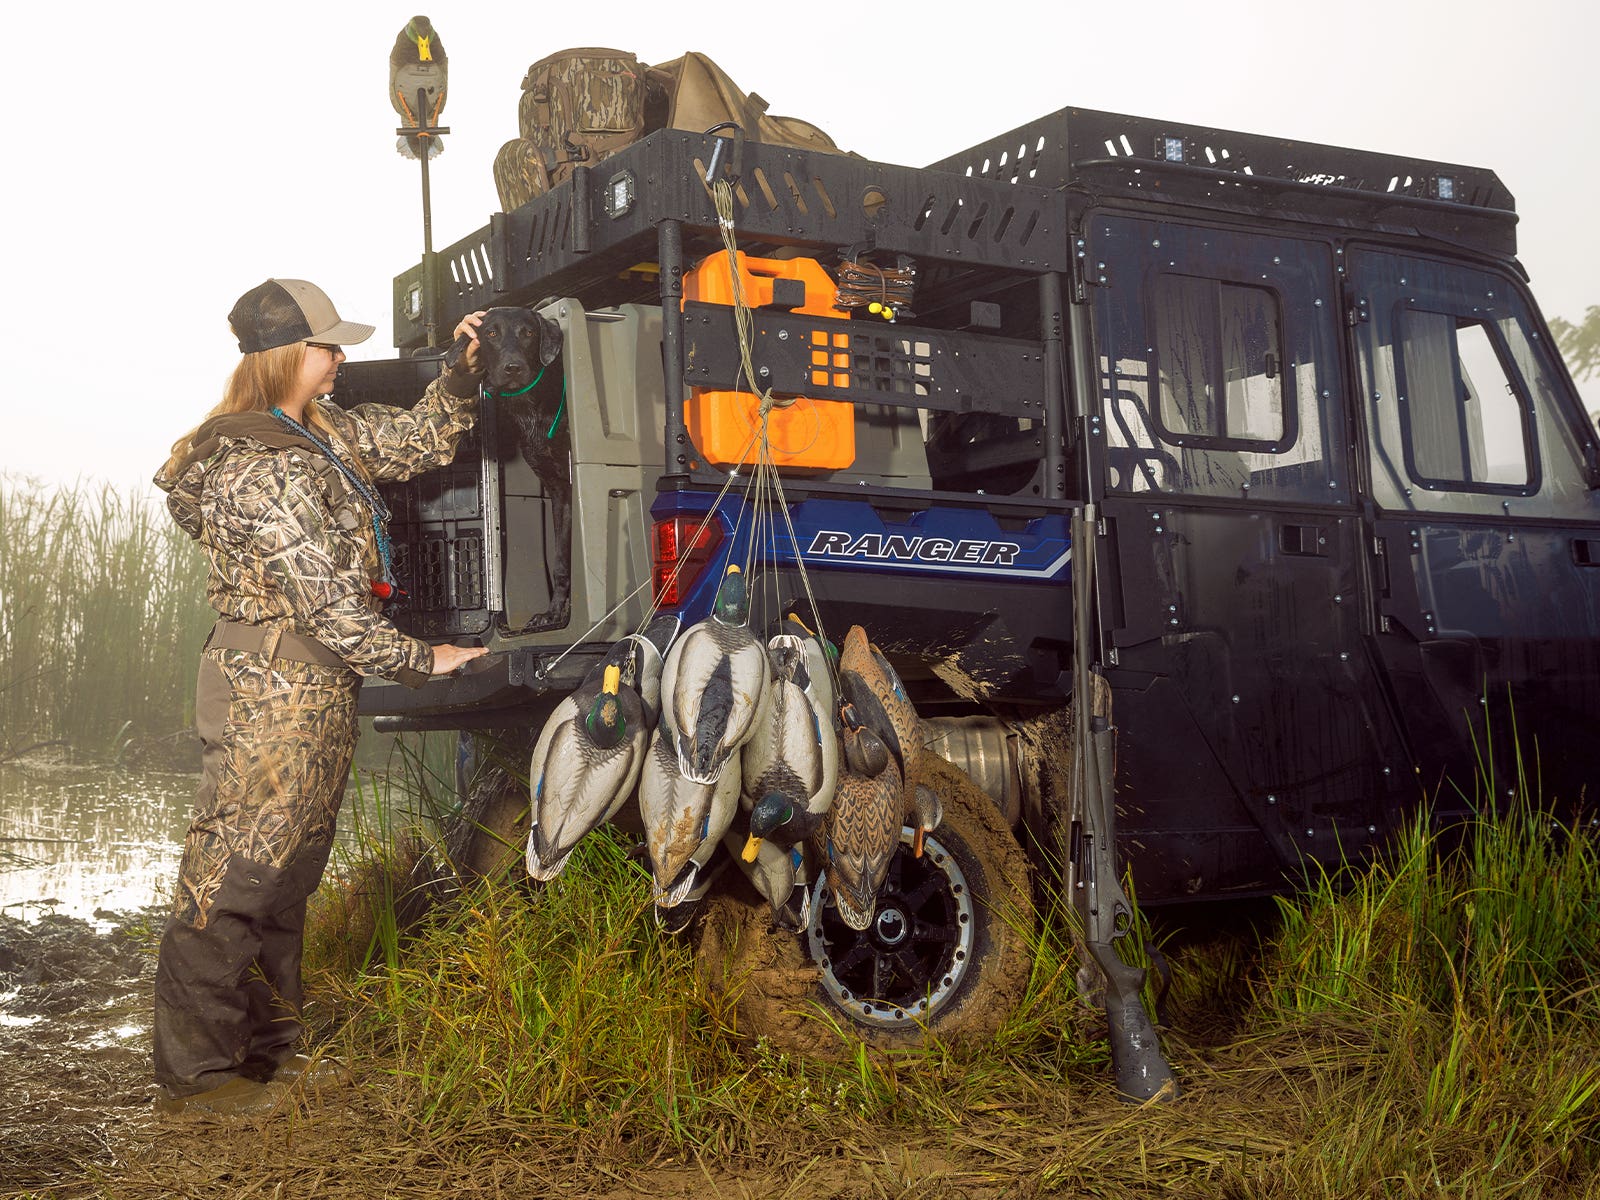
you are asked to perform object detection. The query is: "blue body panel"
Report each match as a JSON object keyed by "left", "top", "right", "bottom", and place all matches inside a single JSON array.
[{"left": 651, "top": 492, "right": 1072, "bottom": 624}]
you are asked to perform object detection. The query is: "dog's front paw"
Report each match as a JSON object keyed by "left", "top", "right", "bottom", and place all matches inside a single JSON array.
[{"left": 525, "top": 601, "right": 571, "bottom": 633}]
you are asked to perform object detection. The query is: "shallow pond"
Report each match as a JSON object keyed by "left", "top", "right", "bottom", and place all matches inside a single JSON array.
[{"left": 0, "top": 749, "right": 450, "bottom": 925}]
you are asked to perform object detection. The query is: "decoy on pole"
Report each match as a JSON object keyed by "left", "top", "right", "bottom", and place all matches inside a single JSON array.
[{"left": 390, "top": 16, "right": 448, "bottom": 160}]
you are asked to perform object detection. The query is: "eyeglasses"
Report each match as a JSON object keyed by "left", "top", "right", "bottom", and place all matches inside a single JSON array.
[{"left": 309, "top": 343, "right": 343, "bottom": 356}]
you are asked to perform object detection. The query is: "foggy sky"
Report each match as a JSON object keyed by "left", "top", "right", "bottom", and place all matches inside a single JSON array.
[{"left": 7, "top": 0, "right": 1595, "bottom": 488}]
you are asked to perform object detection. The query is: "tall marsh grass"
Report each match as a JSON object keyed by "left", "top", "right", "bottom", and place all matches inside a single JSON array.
[
  {"left": 1250, "top": 800, "right": 1600, "bottom": 1193},
  {"left": 303, "top": 757, "right": 1600, "bottom": 1196},
  {"left": 0, "top": 476, "right": 212, "bottom": 753}
]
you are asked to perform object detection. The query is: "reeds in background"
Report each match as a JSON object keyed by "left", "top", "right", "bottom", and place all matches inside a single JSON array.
[{"left": 0, "top": 476, "right": 214, "bottom": 756}]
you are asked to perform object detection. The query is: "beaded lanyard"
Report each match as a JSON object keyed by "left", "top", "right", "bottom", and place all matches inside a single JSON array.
[{"left": 270, "top": 407, "right": 396, "bottom": 593}]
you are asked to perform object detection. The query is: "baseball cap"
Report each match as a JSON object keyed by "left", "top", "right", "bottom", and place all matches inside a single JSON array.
[{"left": 228, "top": 278, "right": 376, "bottom": 354}]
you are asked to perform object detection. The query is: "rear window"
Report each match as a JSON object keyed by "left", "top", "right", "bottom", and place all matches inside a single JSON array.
[{"left": 1153, "top": 275, "right": 1289, "bottom": 449}]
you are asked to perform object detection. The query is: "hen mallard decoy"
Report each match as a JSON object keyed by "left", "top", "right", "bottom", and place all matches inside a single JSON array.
[
  {"left": 523, "top": 616, "right": 679, "bottom": 880},
  {"left": 639, "top": 721, "right": 743, "bottom": 916},
  {"left": 820, "top": 699, "right": 903, "bottom": 931},
  {"left": 838, "top": 625, "right": 923, "bottom": 784},
  {"left": 390, "top": 16, "right": 447, "bottom": 160},
  {"left": 659, "top": 565, "right": 769, "bottom": 784},
  {"left": 839, "top": 624, "right": 940, "bottom": 856}
]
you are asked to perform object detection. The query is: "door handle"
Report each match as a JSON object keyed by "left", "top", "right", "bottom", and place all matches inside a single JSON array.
[{"left": 1279, "top": 524, "right": 1328, "bottom": 557}]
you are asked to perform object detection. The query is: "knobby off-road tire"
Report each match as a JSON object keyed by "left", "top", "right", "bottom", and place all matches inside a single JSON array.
[
  {"left": 697, "top": 753, "right": 1035, "bottom": 1054},
  {"left": 444, "top": 727, "right": 536, "bottom": 880}
]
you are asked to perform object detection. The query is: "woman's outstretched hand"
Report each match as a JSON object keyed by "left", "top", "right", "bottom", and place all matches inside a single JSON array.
[
  {"left": 431, "top": 643, "right": 489, "bottom": 674},
  {"left": 453, "top": 311, "right": 487, "bottom": 370}
]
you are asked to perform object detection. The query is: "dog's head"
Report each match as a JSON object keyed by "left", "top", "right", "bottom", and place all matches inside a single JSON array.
[{"left": 447, "top": 305, "right": 562, "bottom": 394}]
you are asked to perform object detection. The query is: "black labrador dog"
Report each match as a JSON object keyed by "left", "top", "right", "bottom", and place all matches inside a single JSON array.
[{"left": 447, "top": 305, "right": 569, "bottom": 629}]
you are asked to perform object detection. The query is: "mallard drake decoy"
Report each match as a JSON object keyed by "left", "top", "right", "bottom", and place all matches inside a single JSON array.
[
  {"left": 820, "top": 702, "right": 903, "bottom": 931},
  {"left": 659, "top": 566, "right": 769, "bottom": 784},
  {"left": 741, "top": 790, "right": 828, "bottom": 862},
  {"left": 725, "top": 798, "right": 816, "bottom": 931},
  {"left": 390, "top": 16, "right": 447, "bottom": 160},
  {"left": 741, "top": 617, "right": 839, "bottom": 818},
  {"left": 523, "top": 620, "right": 674, "bottom": 880},
  {"left": 620, "top": 612, "right": 681, "bottom": 727},
  {"left": 639, "top": 722, "right": 743, "bottom": 911}
]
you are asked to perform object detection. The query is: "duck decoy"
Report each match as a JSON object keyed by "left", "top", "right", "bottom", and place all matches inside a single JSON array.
[
  {"left": 838, "top": 625, "right": 923, "bottom": 786},
  {"left": 742, "top": 616, "right": 839, "bottom": 819},
  {"left": 659, "top": 565, "right": 769, "bottom": 784},
  {"left": 389, "top": 16, "right": 447, "bottom": 160},
  {"left": 819, "top": 701, "right": 903, "bottom": 931},
  {"left": 839, "top": 625, "right": 941, "bottom": 857},
  {"left": 639, "top": 721, "right": 743, "bottom": 915},
  {"left": 733, "top": 789, "right": 829, "bottom": 929},
  {"left": 522, "top": 617, "right": 679, "bottom": 881}
]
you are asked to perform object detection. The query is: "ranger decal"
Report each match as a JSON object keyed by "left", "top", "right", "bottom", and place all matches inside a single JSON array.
[{"left": 806, "top": 530, "right": 1021, "bottom": 566}]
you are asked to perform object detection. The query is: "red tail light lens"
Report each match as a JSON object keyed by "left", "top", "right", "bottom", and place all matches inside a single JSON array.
[{"left": 652, "top": 515, "right": 724, "bottom": 607}]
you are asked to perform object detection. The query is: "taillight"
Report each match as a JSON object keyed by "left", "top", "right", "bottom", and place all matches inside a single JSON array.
[{"left": 652, "top": 515, "right": 725, "bottom": 607}]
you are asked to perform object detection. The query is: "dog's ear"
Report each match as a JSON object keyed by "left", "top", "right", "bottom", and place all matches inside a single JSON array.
[
  {"left": 443, "top": 331, "right": 473, "bottom": 369},
  {"left": 537, "top": 313, "right": 563, "bottom": 367}
]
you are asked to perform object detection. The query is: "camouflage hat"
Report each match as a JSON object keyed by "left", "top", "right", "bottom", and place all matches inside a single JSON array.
[{"left": 228, "top": 279, "right": 376, "bottom": 354}]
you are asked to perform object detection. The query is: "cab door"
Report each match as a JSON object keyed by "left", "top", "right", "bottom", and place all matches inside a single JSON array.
[
  {"left": 1088, "top": 214, "right": 1412, "bottom": 900},
  {"left": 1348, "top": 248, "right": 1600, "bottom": 811}
]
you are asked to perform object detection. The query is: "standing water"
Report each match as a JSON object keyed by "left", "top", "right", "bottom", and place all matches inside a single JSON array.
[
  {"left": 0, "top": 737, "right": 452, "bottom": 924},
  {"left": 0, "top": 761, "right": 190, "bottom": 924}
]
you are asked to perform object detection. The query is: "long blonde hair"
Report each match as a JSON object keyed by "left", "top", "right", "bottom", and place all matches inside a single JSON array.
[{"left": 160, "top": 343, "right": 365, "bottom": 482}]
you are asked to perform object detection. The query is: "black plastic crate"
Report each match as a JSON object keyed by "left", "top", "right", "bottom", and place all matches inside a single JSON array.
[{"left": 331, "top": 358, "right": 491, "bottom": 640}]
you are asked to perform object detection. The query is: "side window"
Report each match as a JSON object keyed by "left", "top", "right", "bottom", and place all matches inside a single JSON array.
[
  {"left": 1396, "top": 309, "right": 1533, "bottom": 491},
  {"left": 1153, "top": 275, "right": 1290, "bottom": 448},
  {"left": 1092, "top": 216, "right": 1346, "bottom": 502},
  {"left": 1351, "top": 249, "right": 1596, "bottom": 519}
]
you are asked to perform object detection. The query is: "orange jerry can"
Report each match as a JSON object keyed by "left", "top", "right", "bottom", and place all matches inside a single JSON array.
[{"left": 684, "top": 251, "right": 857, "bottom": 470}]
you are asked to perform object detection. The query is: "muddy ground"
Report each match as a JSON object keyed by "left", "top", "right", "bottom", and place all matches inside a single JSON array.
[
  {"left": 1, "top": 911, "right": 162, "bottom": 1195},
  {"left": 0, "top": 909, "right": 1069, "bottom": 1200}
]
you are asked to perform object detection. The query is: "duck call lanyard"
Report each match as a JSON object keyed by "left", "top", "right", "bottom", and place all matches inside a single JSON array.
[{"left": 269, "top": 407, "right": 396, "bottom": 594}]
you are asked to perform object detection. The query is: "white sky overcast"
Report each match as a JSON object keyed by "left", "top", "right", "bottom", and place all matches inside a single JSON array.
[{"left": 6, "top": 0, "right": 1597, "bottom": 490}]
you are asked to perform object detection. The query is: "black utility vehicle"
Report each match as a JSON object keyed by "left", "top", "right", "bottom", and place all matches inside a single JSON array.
[{"left": 337, "top": 105, "right": 1600, "bottom": 1097}]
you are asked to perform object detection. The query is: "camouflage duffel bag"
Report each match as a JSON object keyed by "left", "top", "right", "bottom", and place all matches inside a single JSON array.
[{"left": 517, "top": 48, "right": 664, "bottom": 177}]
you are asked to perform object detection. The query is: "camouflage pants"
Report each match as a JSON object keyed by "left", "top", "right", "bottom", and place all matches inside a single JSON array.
[{"left": 153, "top": 644, "right": 358, "bottom": 1095}]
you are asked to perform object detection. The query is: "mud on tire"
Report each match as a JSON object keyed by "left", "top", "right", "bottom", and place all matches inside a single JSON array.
[{"left": 696, "top": 753, "right": 1035, "bottom": 1053}]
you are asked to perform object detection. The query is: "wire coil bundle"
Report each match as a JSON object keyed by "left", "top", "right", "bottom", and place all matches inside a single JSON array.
[{"left": 834, "top": 257, "right": 916, "bottom": 321}]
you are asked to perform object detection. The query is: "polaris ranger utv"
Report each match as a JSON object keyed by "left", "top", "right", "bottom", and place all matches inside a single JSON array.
[{"left": 335, "top": 104, "right": 1600, "bottom": 1097}]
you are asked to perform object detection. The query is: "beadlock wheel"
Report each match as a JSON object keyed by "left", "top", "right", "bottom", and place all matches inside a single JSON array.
[
  {"left": 807, "top": 828, "right": 975, "bottom": 1029},
  {"left": 695, "top": 753, "right": 1034, "bottom": 1052}
]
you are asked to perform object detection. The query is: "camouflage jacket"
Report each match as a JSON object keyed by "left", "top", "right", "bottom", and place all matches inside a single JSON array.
[{"left": 156, "top": 373, "right": 481, "bottom": 689}]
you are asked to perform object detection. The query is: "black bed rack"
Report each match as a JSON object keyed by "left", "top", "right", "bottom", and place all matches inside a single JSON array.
[
  {"left": 931, "top": 105, "right": 1517, "bottom": 256},
  {"left": 393, "top": 103, "right": 1519, "bottom": 351},
  {"left": 393, "top": 127, "right": 1068, "bottom": 351}
]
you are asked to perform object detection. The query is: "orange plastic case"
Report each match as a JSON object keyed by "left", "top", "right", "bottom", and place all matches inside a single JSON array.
[{"left": 683, "top": 252, "right": 857, "bottom": 470}]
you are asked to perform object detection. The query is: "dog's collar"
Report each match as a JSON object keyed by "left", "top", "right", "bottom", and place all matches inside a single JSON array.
[
  {"left": 545, "top": 386, "right": 565, "bottom": 439},
  {"left": 488, "top": 366, "right": 546, "bottom": 399}
]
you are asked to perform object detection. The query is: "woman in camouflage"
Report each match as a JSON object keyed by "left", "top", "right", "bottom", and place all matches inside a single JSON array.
[{"left": 150, "top": 279, "right": 488, "bottom": 1115}]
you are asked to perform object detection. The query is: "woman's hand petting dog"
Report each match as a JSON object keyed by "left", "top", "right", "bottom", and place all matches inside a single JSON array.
[
  {"left": 451, "top": 311, "right": 488, "bottom": 371},
  {"left": 431, "top": 643, "right": 488, "bottom": 674}
]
